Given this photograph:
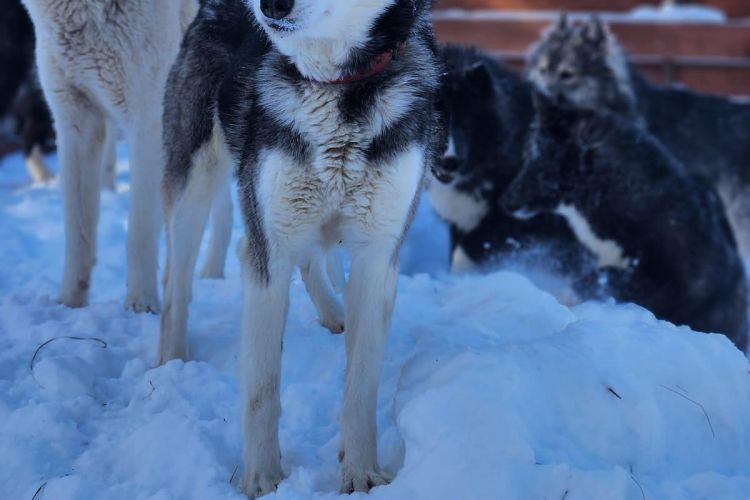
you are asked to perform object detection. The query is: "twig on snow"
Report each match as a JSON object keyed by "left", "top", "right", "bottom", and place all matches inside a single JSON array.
[
  {"left": 141, "top": 380, "right": 156, "bottom": 400},
  {"left": 31, "top": 481, "right": 47, "bottom": 500},
  {"left": 660, "top": 384, "right": 715, "bottom": 438},
  {"left": 630, "top": 474, "right": 646, "bottom": 500},
  {"left": 606, "top": 386, "right": 623, "bottom": 400},
  {"left": 30, "top": 336, "right": 108, "bottom": 388}
]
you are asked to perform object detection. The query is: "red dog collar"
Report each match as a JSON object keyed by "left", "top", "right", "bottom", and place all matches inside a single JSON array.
[{"left": 327, "top": 43, "right": 406, "bottom": 84}]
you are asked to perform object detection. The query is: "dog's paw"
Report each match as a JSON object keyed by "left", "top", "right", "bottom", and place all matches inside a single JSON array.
[
  {"left": 320, "top": 315, "right": 345, "bottom": 335},
  {"left": 58, "top": 281, "right": 90, "bottom": 309},
  {"left": 157, "top": 344, "right": 189, "bottom": 365},
  {"left": 317, "top": 300, "right": 345, "bottom": 335},
  {"left": 340, "top": 468, "right": 391, "bottom": 494},
  {"left": 124, "top": 293, "right": 160, "bottom": 314},
  {"left": 241, "top": 470, "right": 285, "bottom": 499}
]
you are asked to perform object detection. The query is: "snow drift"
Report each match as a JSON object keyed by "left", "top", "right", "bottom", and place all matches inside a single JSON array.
[{"left": 1, "top": 150, "right": 749, "bottom": 500}]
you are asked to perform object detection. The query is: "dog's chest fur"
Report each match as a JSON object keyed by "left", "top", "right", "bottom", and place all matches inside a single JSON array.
[
  {"left": 289, "top": 85, "right": 370, "bottom": 194},
  {"left": 253, "top": 68, "right": 419, "bottom": 232}
]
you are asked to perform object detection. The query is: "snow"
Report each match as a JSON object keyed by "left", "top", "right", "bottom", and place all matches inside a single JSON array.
[
  {"left": 433, "top": 6, "right": 727, "bottom": 24},
  {"left": 2, "top": 148, "right": 750, "bottom": 500},
  {"left": 629, "top": 4, "right": 726, "bottom": 23}
]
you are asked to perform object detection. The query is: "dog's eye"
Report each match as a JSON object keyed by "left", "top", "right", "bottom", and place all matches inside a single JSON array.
[{"left": 559, "top": 69, "right": 575, "bottom": 81}]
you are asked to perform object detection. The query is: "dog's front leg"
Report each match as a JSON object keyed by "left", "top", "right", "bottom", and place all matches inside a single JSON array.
[
  {"left": 240, "top": 238, "right": 292, "bottom": 498},
  {"left": 124, "top": 114, "right": 164, "bottom": 313},
  {"left": 339, "top": 242, "right": 398, "bottom": 493}
]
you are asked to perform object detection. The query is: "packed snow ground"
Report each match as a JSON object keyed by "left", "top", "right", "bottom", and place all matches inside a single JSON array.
[{"left": 2, "top": 148, "right": 750, "bottom": 500}]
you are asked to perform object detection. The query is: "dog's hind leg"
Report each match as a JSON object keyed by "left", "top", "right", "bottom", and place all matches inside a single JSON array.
[
  {"left": 300, "top": 251, "right": 344, "bottom": 334},
  {"left": 159, "top": 133, "right": 228, "bottom": 363},
  {"left": 199, "top": 175, "right": 233, "bottom": 279},
  {"left": 101, "top": 120, "right": 118, "bottom": 191},
  {"left": 51, "top": 91, "right": 107, "bottom": 308},
  {"left": 124, "top": 111, "right": 164, "bottom": 313},
  {"left": 239, "top": 237, "right": 291, "bottom": 498}
]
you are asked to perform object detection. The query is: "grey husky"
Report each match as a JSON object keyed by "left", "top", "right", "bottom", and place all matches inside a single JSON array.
[
  {"left": 160, "top": 0, "right": 443, "bottom": 496},
  {"left": 526, "top": 15, "right": 750, "bottom": 255}
]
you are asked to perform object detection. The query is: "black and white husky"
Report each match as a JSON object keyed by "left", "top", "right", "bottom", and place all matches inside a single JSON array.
[
  {"left": 526, "top": 15, "right": 750, "bottom": 256},
  {"left": 429, "top": 44, "right": 592, "bottom": 285},
  {"left": 22, "top": 0, "right": 200, "bottom": 311},
  {"left": 160, "top": 0, "right": 442, "bottom": 496},
  {"left": 503, "top": 92, "right": 748, "bottom": 351}
]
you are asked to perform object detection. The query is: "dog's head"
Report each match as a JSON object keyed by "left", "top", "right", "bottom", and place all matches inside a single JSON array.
[
  {"left": 502, "top": 91, "right": 606, "bottom": 218},
  {"left": 525, "top": 15, "right": 632, "bottom": 112},
  {"left": 249, "top": 0, "right": 428, "bottom": 81},
  {"left": 433, "top": 49, "right": 500, "bottom": 185}
]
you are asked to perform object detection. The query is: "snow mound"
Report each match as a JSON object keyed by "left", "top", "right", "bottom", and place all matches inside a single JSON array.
[{"left": 1, "top": 150, "right": 750, "bottom": 499}]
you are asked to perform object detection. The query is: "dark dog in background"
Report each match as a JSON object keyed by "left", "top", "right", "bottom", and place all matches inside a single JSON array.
[
  {"left": 504, "top": 92, "right": 748, "bottom": 351},
  {"left": 429, "top": 45, "right": 595, "bottom": 296},
  {"left": 526, "top": 15, "right": 750, "bottom": 256},
  {"left": 1, "top": 0, "right": 119, "bottom": 187},
  {"left": 0, "top": 0, "right": 54, "bottom": 182}
]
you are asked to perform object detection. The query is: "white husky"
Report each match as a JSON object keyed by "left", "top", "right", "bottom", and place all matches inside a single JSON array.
[{"left": 21, "top": 0, "right": 231, "bottom": 311}]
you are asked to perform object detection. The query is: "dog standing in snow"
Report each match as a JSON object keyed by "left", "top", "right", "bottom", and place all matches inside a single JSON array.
[
  {"left": 21, "top": 0, "right": 200, "bottom": 311},
  {"left": 526, "top": 15, "right": 750, "bottom": 256},
  {"left": 503, "top": 92, "right": 748, "bottom": 351},
  {"left": 160, "top": 0, "right": 443, "bottom": 495}
]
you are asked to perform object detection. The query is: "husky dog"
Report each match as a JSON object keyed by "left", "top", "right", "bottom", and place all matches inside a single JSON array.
[
  {"left": 503, "top": 92, "right": 748, "bottom": 351},
  {"left": 430, "top": 44, "right": 593, "bottom": 280},
  {"left": 0, "top": 0, "right": 54, "bottom": 183},
  {"left": 22, "top": 0, "right": 202, "bottom": 310},
  {"left": 160, "top": 0, "right": 442, "bottom": 496},
  {"left": 526, "top": 15, "right": 750, "bottom": 255}
]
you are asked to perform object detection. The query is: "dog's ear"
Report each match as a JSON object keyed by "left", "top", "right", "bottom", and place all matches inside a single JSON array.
[
  {"left": 583, "top": 15, "right": 607, "bottom": 45},
  {"left": 555, "top": 12, "right": 569, "bottom": 31},
  {"left": 466, "top": 62, "right": 494, "bottom": 99}
]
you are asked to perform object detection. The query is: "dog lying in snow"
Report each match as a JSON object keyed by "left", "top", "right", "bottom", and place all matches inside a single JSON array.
[
  {"left": 160, "top": 0, "right": 443, "bottom": 496},
  {"left": 429, "top": 44, "right": 594, "bottom": 286},
  {"left": 21, "top": 0, "right": 207, "bottom": 311},
  {"left": 503, "top": 92, "right": 748, "bottom": 352},
  {"left": 526, "top": 15, "right": 750, "bottom": 257}
]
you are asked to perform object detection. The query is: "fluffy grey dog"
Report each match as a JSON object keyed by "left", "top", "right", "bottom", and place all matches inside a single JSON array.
[{"left": 526, "top": 15, "right": 750, "bottom": 255}]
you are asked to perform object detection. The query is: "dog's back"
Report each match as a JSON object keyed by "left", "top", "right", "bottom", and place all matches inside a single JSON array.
[
  {"left": 505, "top": 98, "right": 748, "bottom": 349},
  {"left": 630, "top": 71, "right": 750, "bottom": 184}
]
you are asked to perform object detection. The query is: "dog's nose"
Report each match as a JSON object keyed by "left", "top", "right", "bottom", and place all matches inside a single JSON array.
[{"left": 261, "top": 0, "right": 294, "bottom": 20}]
